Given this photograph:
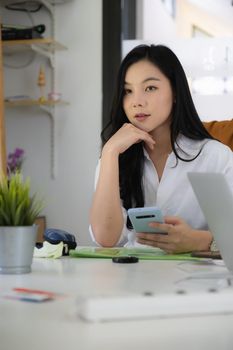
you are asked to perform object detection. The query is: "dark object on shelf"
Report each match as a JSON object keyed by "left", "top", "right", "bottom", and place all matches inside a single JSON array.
[
  {"left": 44, "top": 228, "right": 77, "bottom": 256},
  {"left": 1, "top": 24, "right": 46, "bottom": 41}
]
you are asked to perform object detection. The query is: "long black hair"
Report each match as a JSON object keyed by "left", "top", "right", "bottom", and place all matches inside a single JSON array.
[{"left": 101, "top": 44, "right": 214, "bottom": 212}]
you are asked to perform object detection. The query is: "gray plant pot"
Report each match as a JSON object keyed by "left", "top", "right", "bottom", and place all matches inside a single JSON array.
[{"left": 0, "top": 225, "right": 38, "bottom": 274}]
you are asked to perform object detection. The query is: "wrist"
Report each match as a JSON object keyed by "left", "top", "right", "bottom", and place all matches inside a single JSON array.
[
  {"left": 102, "top": 144, "right": 120, "bottom": 158},
  {"left": 194, "top": 230, "right": 213, "bottom": 251}
]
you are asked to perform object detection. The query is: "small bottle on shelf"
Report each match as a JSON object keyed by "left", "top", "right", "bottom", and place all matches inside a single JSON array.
[{"left": 37, "top": 65, "right": 46, "bottom": 103}]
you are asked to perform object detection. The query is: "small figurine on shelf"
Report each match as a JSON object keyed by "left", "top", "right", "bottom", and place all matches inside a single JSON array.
[{"left": 37, "top": 65, "right": 46, "bottom": 103}]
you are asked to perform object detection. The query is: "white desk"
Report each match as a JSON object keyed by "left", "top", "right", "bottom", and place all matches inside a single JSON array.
[{"left": 1, "top": 256, "right": 233, "bottom": 350}]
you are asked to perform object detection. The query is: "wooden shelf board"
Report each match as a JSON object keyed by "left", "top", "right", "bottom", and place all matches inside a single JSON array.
[
  {"left": 4, "top": 99, "right": 69, "bottom": 107},
  {"left": 2, "top": 38, "right": 67, "bottom": 54}
]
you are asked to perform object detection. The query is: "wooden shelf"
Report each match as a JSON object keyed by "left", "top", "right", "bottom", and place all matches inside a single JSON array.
[
  {"left": 1, "top": 1, "right": 69, "bottom": 178},
  {"left": 1, "top": 0, "right": 54, "bottom": 13},
  {"left": 4, "top": 99, "right": 69, "bottom": 107},
  {"left": 2, "top": 38, "right": 67, "bottom": 55}
]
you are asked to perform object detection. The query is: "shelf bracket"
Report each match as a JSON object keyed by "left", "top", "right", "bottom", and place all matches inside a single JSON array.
[
  {"left": 40, "top": 105, "right": 57, "bottom": 179},
  {"left": 39, "top": 0, "right": 54, "bottom": 14},
  {"left": 30, "top": 44, "right": 55, "bottom": 68}
]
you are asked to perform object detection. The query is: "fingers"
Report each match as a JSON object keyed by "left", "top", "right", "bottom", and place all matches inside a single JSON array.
[
  {"left": 105, "top": 123, "right": 155, "bottom": 155},
  {"left": 144, "top": 138, "right": 155, "bottom": 150},
  {"left": 164, "top": 216, "right": 183, "bottom": 225},
  {"left": 140, "top": 131, "right": 155, "bottom": 150},
  {"left": 136, "top": 220, "right": 180, "bottom": 253},
  {"left": 123, "top": 123, "right": 155, "bottom": 150},
  {"left": 137, "top": 232, "right": 170, "bottom": 244},
  {"left": 137, "top": 217, "right": 194, "bottom": 254},
  {"left": 148, "top": 221, "right": 172, "bottom": 233},
  {"left": 147, "top": 217, "right": 183, "bottom": 233},
  {"left": 136, "top": 236, "right": 175, "bottom": 253}
]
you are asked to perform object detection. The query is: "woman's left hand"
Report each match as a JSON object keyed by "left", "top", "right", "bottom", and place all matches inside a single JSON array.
[{"left": 136, "top": 216, "right": 212, "bottom": 254}]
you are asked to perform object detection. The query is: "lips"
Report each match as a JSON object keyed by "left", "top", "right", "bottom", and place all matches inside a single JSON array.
[{"left": 134, "top": 113, "right": 150, "bottom": 121}]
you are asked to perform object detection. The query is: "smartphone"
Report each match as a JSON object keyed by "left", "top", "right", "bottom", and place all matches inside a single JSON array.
[{"left": 127, "top": 206, "right": 167, "bottom": 234}]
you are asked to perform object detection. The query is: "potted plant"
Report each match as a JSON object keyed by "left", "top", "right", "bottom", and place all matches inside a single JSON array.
[{"left": 0, "top": 172, "right": 44, "bottom": 274}]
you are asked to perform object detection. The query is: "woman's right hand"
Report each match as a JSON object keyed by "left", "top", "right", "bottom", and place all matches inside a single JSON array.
[{"left": 103, "top": 123, "right": 155, "bottom": 155}]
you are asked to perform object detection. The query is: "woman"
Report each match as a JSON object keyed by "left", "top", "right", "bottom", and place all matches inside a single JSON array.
[{"left": 90, "top": 44, "right": 233, "bottom": 253}]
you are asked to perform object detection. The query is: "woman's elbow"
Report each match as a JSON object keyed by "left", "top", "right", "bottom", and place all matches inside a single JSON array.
[{"left": 91, "top": 225, "right": 122, "bottom": 247}]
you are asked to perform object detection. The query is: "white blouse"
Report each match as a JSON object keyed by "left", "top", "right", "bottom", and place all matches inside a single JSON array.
[{"left": 90, "top": 136, "right": 233, "bottom": 247}]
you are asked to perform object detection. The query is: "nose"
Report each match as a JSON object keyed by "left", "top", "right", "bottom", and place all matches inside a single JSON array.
[
  {"left": 133, "top": 101, "right": 143, "bottom": 107},
  {"left": 131, "top": 92, "right": 146, "bottom": 108}
]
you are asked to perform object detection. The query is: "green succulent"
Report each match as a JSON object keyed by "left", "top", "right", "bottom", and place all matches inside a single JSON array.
[{"left": 0, "top": 172, "right": 44, "bottom": 226}]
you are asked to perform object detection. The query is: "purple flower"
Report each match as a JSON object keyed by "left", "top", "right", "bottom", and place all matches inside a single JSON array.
[
  {"left": 7, "top": 148, "right": 25, "bottom": 175},
  {"left": 14, "top": 148, "right": 24, "bottom": 158}
]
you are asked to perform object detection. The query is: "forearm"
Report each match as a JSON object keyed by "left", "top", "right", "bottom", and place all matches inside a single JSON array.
[{"left": 90, "top": 149, "right": 124, "bottom": 247}]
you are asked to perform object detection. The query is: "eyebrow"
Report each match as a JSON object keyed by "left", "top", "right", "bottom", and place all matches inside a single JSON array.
[{"left": 124, "top": 77, "right": 161, "bottom": 85}]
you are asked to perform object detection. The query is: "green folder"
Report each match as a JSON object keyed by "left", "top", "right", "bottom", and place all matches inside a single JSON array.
[{"left": 69, "top": 247, "right": 201, "bottom": 261}]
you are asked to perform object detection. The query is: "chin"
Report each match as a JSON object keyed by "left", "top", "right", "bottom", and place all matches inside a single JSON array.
[
  {"left": 140, "top": 125, "right": 155, "bottom": 133},
  {"left": 133, "top": 123, "right": 151, "bottom": 132}
]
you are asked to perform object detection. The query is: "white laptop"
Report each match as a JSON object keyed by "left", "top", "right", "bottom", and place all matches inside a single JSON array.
[{"left": 188, "top": 172, "right": 233, "bottom": 273}]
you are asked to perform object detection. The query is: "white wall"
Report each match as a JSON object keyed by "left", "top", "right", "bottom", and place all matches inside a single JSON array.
[
  {"left": 3, "top": 0, "right": 102, "bottom": 244},
  {"left": 136, "top": 0, "right": 177, "bottom": 41},
  {"left": 131, "top": 0, "right": 233, "bottom": 122}
]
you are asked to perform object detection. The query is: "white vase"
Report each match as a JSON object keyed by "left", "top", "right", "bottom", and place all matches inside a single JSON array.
[{"left": 0, "top": 225, "right": 38, "bottom": 274}]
